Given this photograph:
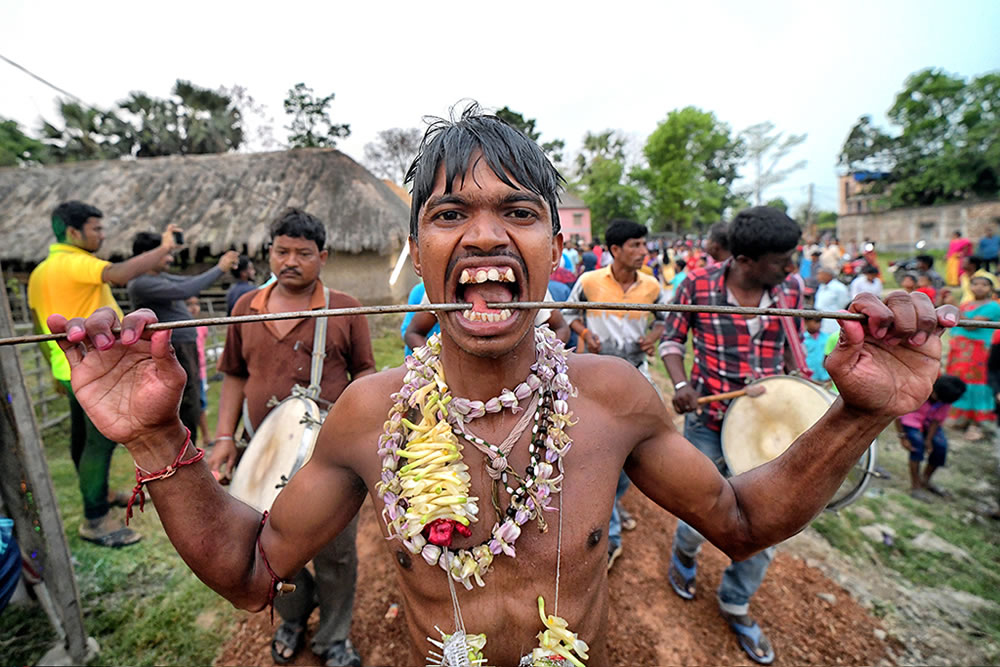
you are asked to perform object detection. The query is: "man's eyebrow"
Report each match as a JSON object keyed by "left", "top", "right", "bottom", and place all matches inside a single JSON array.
[
  {"left": 424, "top": 193, "right": 468, "bottom": 209},
  {"left": 498, "top": 192, "right": 544, "bottom": 206}
]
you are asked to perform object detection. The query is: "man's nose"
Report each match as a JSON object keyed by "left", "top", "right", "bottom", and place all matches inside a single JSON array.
[{"left": 461, "top": 214, "right": 509, "bottom": 253}]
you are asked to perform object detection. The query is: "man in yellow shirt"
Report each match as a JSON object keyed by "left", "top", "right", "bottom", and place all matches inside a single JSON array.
[{"left": 28, "top": 201, "right": 179, "bottom": 547}]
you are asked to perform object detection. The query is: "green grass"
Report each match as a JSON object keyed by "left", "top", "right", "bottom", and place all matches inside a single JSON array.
[{"left": 3, "top": 330, "right": 406, "bottom": 666}]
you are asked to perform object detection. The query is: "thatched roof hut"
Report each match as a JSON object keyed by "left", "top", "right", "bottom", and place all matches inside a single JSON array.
[{"left": 0, "top": 149, "right": 416, "bottom": 303}]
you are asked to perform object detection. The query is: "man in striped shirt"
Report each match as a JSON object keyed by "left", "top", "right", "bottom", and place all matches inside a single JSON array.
[{"left": 658, "top": 206, "right": 802, "bottom": 665}]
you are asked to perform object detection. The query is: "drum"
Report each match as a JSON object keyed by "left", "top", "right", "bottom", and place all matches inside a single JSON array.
[
  {"left": 229, "top": 395, "right": 323, "bottom": 512},
  {"left": 720, "top": 375, "right": 877, "bottom": 510}
]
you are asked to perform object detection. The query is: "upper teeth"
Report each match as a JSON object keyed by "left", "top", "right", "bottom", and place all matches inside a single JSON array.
[{"left": 459, "top": 267, "right": 516, "bottom": 284}]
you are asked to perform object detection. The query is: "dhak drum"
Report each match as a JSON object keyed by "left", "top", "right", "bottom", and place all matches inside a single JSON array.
[
  {"left": 720, "top": 375, "right": 877, "bottom": 510},
  {"left": 229, "top": 395, "right": 323, "bottom": 513}
]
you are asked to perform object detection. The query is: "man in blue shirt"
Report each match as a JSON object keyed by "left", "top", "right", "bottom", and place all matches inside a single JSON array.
[{"left": 979, "top": 229, "right": 999, "bottom": 273}]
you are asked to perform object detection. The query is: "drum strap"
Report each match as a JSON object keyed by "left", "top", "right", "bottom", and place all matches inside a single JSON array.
[
  {"left": 778, "top": 289, "right": 811, "bottom": 378},
  {"left": 304, "top": 289, "right": 330, "bottom": 401}
]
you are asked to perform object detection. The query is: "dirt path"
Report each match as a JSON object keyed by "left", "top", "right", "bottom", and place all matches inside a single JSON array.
[{"left": 217, "top": 489, "right": 896, "bottom": 666}]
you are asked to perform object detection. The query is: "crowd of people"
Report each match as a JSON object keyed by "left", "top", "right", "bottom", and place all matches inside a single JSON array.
[{"left": 15, "top": 107, "right": 978, "bottom": 667}]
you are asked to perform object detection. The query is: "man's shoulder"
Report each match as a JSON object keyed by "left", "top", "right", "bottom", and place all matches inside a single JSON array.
[{"left": 326, "top": 289, "right": 364, "bottom": 309}]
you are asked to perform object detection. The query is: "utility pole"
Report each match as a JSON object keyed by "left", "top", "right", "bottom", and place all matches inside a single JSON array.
[{"left": 807, "top": 183, "right": 815, "bottom": 226}]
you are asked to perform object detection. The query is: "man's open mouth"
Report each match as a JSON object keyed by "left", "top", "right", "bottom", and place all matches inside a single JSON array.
[{"left": 454, "top": 264, "right": 521, "bottom": 324}]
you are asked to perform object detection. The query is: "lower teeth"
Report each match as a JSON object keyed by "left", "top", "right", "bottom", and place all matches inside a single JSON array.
[{"left": 462, "top": 309, "right": 512, "bottom": 323}]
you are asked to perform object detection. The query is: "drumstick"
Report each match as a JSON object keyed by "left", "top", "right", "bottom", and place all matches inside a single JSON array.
[
  {"left": 0, "top": 300, "right": 991, "bottom": 347},
  {"left": 697, "top": 384, "right": 767, "bottom": 404}
]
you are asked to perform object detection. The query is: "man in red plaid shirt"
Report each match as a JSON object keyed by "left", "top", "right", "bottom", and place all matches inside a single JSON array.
[{"left": 658, "top": 206, "right": 803, "bottom": 665}]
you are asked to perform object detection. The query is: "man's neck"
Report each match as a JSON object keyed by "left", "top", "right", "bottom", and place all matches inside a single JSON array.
[
  {"left": 437, "top": 330, "right": 539, "bottom": 402},
  {"left": 272, "top": 280, "right": 318, "bottom": 300},
  {"left": 726, "top": 262, "right": 764, "bottom": 294},
  {"left": 610, "top": 261, "right": 637, "bottom": 289}
]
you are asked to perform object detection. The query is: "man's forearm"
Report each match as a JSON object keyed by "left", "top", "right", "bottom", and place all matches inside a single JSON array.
[
  {"left": 215, "top": 374, "right": 247, "bottom": 438},
  {"left": 663, "top": 354, "right": 688, "bottom": 387},
  {"left": 726, "top": 399, "right": 889, "bottom": 558},
  {"left": 103, "top": 247, "right": 172, "bottom": 286},
  {"left": 129, "top": 421, "right": 272, "bottom": 610}
]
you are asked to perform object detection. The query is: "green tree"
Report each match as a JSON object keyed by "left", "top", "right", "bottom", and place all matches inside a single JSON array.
[
  {"left": 39, "top": 101, "right": 129, "bottom": 162},
  {"left": 0, "top": 117, "right": 49, "bottom": 166},
  {"left": 765, "top": 197, "right": 789, "bottom": 213},
  {"left": 741, "top": 121, "right": 807, "bottom": 205},
  {"left": 633, "top": 107, "right": 744, "bottom": 233},
  {"left": 577, "top": 159, "right": 644, "bottom": 240},
  {"left": 283, "top": 83, "right": 350, "bottom": 149},
  {"left": 495, "top": 106, "right": 565, "bottom": 163},
  {"left": 363, "top": 127, "right": 422, "bottom": 183},
  {"left": 839, "top": 68, "right": 1000, "bottom": 207}
]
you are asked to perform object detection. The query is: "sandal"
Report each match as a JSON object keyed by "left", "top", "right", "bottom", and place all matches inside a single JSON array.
[
  {"left": 78, "top": 515, "right": 142, "bottom": 548},
  {"left": 723, "top": 613, "right": 775, "bottom": 665},
  {"left": 667, "top": 550, "right": 696, "bottom": 600},
  {"left": 271, "top": 622, "right": 305, "bottom": 665},
  {"left": 107, "top": 491, "right": 132, "bottom": 508},
  {"left": 924, "top": 483, "right": 952, "bottom": 498},
  {"left": 323, "top": 638, "right": 362, "bottom": 667},
  {"left": 620, "top": 507, "right": 637, "bottom": 532}
]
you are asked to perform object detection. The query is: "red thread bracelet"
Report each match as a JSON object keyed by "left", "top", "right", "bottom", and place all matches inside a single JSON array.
[
  {"left": 125, "top": 427, "right": 204, "bottom": 524},
  {"left": 257, "top": 510, "right": 295, "bottom": 622}
]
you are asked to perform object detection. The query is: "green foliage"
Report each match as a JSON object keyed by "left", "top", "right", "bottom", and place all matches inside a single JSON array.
[
  {"left": 765, "top": 197, "right": 789, "bottom": 213},
  {"left": 39, "top": 101, "right": 130, "bottom": 162},
  {"left": 741, "top": 121, "right": 807, "bottom": 205},
  {"left": 39, "top": 81, "right": 247, "bottom": 161},
  {"left": 840, "top": 68, "right": 1000, "bottom": 207},
  {"left": 0, "top": 117, "right": 50, "bottom": 166},
  {"left": 363, "top": 127, "right": 422, "bottom": 183},
  {"left": 633, "top": 107, "right": 743, "bottom": 232},
  {"left": 572, "top": 130, "right": 643, "bottom": 238},
  {"left": 494, "top": 106, "right": 565, "bottom": 163},
  {"left": 283, "top": 83, "right": 350, "bottom": 149}
]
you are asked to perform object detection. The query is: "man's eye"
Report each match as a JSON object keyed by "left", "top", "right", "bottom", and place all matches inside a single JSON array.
[
  {"left": 436, "top": 210, "right": 462, "bottom": 222},
  {"left": 508, "top": 209, "right": 536, "bottom": 220}
]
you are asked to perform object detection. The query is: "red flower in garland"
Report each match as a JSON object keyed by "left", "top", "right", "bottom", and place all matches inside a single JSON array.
[{"left": 425, "top": 518, "right": 472, "bottom": 547}]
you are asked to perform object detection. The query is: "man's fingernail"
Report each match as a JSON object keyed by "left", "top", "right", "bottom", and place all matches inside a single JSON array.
[
  {"left": 94, "top": 334, "right": 111, "bottom": 349},
  {"left": 875, "top": 326, "right": 889, "bottom": 338},
  {"left": 121, "top": 329, "right": 137, "bottom": 344},
  {"left": 67, "top": 326, "right": 83, "bottom": 340},
  {"left": 910, "top": 332, "right": 929, "bottom": 346},
  {"left": 943, "top": 313, "right": 957, "bottom": 324}
]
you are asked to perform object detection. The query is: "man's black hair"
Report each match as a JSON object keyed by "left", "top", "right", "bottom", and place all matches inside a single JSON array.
[
  {"left": 707, "top": 221, "right": 730, "bottom": 251},
  {"left": 233, "top": 254, "right": 253, "bottom": 279},
  {"left": 52, "top": 201, "right": 102, "bottom": 243},
  {"left": 404, "top": 102, "right": 565, "bottom": 238},
  {"left": 933, "top": 375, "right": 966, "bottom": 404},
  {"left": 728, "top": 206, "right": 801, "bottom": 261},
  {"left": 915, "top": 254, "right": 934, "bottom": 268},
  {"left": 966, "top": 255, "right": 983, "bottom": 271},
  {"left": 132, "top": 231, "right": 162, "bottom": 256},
  {"left": 270, "top": 208, "right": 326, "bottom": 250},
  {"left": 900, "top": 272, "right": 918, "bottom": 284},
  {"left": 862, "top": 263, "right": 879, "bottom": 275},
  {"left": 605, "top": 219, "right": 647, "bottom": 251},
  {"left": 675, "top": 258, "right": 687, "bottom": 272}
]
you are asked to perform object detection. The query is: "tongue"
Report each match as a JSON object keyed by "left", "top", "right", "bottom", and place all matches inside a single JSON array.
[{"left": 464, "top": 283, "right": 514, "bottom": 312}]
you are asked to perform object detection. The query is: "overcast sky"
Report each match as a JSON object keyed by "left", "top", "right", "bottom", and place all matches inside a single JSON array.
[{"left": 2, "top": 0, "right": 998, "bottom": 213}]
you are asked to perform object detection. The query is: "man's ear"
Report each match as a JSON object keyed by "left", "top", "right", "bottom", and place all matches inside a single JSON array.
[
  {"left": 551, "top": 232, "right": 564, "bottom": 271},
  {"left": 65, "top": 226, "right": 82, "bottom": 245},
  {"left": 409, "top": 236, "right": 421, "bottom": 277}
]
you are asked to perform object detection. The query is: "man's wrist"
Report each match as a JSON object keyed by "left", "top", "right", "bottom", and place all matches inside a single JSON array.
[
  {"left": 674, "top": 380, "right": 688, "bottom": 390},
  {"left": 126, "top": 421, "right": 192, "bottom": 471}
]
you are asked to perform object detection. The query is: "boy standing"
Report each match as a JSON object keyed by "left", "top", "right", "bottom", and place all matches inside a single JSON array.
[{"left": 896, "top": 375, "right": 967, "bottom": 500}]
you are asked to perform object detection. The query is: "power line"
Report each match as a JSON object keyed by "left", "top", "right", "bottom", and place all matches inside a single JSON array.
[
  {"left": 0, "top": 52, "right": 90, "bottom": 107},
  {"left": 0, "top": 51, "right": 285, "bottom": 208}
]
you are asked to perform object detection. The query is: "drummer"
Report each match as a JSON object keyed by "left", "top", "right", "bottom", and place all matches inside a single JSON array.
[
  {"left": 206, "top": 208, "right": 374, "bottom": 667},
  {"left": 659, "top": 205, "right": 804, "bottom": 664}
]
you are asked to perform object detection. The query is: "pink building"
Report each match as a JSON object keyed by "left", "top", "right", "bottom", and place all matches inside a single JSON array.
[{"left": 557, "top": 191, "right": 591, "bottom": 245}]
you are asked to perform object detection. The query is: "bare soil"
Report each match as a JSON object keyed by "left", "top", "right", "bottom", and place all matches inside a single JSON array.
[{"left": 216, "top": 489, "right": 897, "bottom": 666}]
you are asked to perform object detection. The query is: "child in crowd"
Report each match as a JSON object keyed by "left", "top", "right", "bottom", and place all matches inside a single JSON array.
[
  {"left": 802, "top": 317, "right": 831, "bottom": 383},
  {"left": 915, "top": 274, "right": 937, "bottom": 304},
  {"left": 945, "top": 275, "right": 1000, "bottom": 440},
  {"left": 899, "top": 273, "right": 917, "bottom": 293},
  {"left": 895, "top": 375, "right": 967, "bottom": 501},
  {"left": 185, "top": 296, "right": 211, "bottom": 446}
]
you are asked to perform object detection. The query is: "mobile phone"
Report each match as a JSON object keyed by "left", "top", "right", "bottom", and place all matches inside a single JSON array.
[{"left": 173, "top": 230, "right": 184, "bottom": 245}]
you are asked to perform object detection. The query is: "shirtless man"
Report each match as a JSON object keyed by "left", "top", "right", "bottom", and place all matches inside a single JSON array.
[{"left": 49, "top": 106, "right": 953, "bottom": 666}]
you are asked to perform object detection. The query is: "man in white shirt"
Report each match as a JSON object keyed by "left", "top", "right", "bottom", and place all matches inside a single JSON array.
[
  {"left": 813, "top": 267, "right": 851, "bottom": 335},
  {"left": 850, "top": 264, "right": 883, "bottom": 300},
  {"left": 819, "top": 239, "right": 843, "bottom": 274}
]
